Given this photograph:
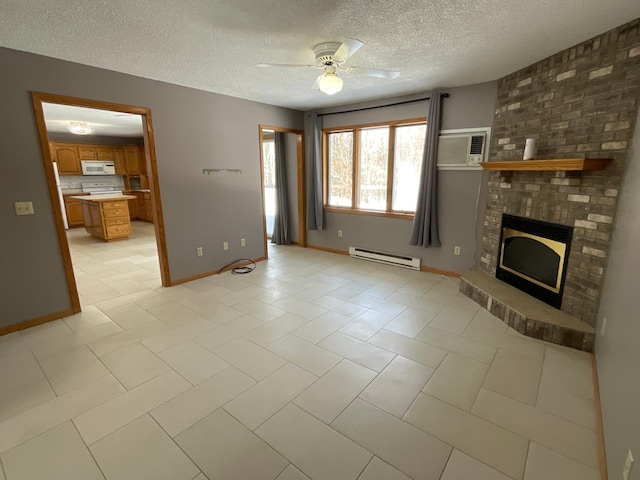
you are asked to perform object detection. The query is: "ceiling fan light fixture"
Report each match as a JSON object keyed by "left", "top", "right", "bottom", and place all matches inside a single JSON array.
[
  {"left": 68, "top": 121, "right": 91, "bottom": 135},
  {"left": 319, "top": 72, "right": 343, "bottom": 95}
]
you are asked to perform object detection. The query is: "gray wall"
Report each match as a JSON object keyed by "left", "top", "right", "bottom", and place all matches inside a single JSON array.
[
  {"left": 284, "top": 133, "right": 299, "bottom": 243},
  {"left": 306, "top": 81, "right": 497, "bottom": 272},
  {"left": 596, "top": 107, "right": 640, "bottom": 479},
  {"left": 0, "top": 47, "right": 302, "bottom": 328}
]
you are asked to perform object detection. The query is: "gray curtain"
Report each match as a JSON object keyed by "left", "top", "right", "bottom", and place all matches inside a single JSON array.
[
  {"left": 409, "top": 92, "right": 443, "bottom": 247},
  {"left": 271, "top": 132, "right": 291, "bottom": 245},
  {"left": 305, "top": 112, "right": 324, "bottom": 230}
]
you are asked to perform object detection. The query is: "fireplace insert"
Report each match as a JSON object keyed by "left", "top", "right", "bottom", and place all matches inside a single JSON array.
[{"left": 496, "top": 214, "right": 573, "bottom": 309}]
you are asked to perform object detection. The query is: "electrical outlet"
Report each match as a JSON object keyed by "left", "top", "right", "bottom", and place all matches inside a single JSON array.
[
  {"left": 601, "top": 317, "right": 607, "bottom": 336},
  {"left": 223, "top": 242, "right": 229, "bottom": 251},
  {"left": 454, "top": 246, "right": 461, "bottom": 255},
  {"left": 196, "top": 247, "right": 203, "bottom": 257},
  {"left": 241, "top": 238, "right": 246, "bottom": 247},
  {"left": 623, "top": 449, "right": 634, "bottom": 480},
  {"left": 338, "top": 229, "right": 343, "bottom": 238},
  {"left": 14, "top": 201, "right": 35, "bottom": 216}
]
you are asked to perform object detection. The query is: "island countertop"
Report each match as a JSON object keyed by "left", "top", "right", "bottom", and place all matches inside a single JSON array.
[{"left": 69, "top": 194, "right": 137, "bottom": 202}]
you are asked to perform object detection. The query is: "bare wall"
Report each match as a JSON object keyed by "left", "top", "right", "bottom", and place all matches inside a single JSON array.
[
  {"left": 305, "top": 81, "right": 497, "bottom": 272},
  {"left": 596, "top": 107, "right": 640, "bottom": 479},
  {"left": 0, "top": 47, "right": 302, "bottom": 328}
]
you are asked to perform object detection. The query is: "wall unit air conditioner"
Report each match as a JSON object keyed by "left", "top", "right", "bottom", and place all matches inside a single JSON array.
[{"left": 437, "top": 127, "right": 491, "bottom": 170}]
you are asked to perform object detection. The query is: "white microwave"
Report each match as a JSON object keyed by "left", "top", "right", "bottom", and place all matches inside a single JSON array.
[{"left": 81, "top": 160, "right": 116, "bottom": 176}]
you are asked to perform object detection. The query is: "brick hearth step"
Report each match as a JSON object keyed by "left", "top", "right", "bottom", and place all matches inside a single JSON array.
[{"left": 460, "top": 268, "right": 595, "bottom": 351}]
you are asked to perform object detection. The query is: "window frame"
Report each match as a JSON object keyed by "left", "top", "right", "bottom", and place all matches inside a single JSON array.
[{"left": 322, "top": 117, "right": 426, "bottom": 219}]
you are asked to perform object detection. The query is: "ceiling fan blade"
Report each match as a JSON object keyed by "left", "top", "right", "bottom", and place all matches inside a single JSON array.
[
  {"left": 255, "top": 63, "right": 317, "bottom": 69},
  {"left": 332, "top": 38, "right": 363, "bottom": 63},
  {"left": 346, "top": 66, "right": 400, "bottom": 79}
]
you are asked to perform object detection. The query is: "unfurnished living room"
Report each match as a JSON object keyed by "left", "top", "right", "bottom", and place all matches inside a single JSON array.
[{"left": 1, "top": 2, "right": 639, "bottom": 480}]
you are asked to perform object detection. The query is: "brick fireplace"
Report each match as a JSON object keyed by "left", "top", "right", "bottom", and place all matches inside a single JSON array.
[{"left": 461, "top": 19, "right": 640, "bottom": 350}]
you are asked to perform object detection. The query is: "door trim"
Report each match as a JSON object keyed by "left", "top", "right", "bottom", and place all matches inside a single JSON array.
[
  {"left": 31, "top": 92, "right": 172, "bottom": 319},
  {"left": 258, "top": 125, "right": 306, "bottom": 258}
]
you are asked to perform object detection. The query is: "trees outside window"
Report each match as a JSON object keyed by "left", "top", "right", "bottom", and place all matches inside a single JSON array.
[
  {"left": 324, "top": 119, "right": 426, "bottom": 216},
  {"left": 327, "top": 132, "right": 353, "bottom": 207}
]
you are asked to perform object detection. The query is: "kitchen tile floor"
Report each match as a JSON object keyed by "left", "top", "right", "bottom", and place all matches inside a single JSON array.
[{"left": 0, "top": 222, "right": 600, "bottom": 480}]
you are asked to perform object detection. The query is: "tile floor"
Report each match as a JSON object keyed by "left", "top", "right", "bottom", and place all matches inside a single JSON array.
[{"left": 0, "top": 222, "right": 600, "bottom": 480}]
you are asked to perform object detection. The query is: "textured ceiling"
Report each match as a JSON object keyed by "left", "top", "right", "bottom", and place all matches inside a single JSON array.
[
  {"left": 1, "top": 1, "right": 638, "bottom": 111},
  {"left": 43, "top": 103, "right": 143, "bottom": 137}
]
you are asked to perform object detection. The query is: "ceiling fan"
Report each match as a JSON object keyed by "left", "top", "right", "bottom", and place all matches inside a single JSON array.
[{"left": 256, "top": 39, "right": 400, "bottom": 95}]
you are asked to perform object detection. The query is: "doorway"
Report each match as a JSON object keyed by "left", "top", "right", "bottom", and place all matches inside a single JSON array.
[
  {"left": 258, "top": 125, "right": 306, "bottom": 255},
  {"left": 32, "top": 92, "right": 170, "bottom": 315}
]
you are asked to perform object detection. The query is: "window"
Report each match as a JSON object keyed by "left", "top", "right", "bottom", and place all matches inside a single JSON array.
[
  {"left": 392, "top": 124, "right": 426, "bottom": 211},
  {"left": 324, "top": 119, "right": 426, "bottom": 215},
  {"left": 262, "top": 135, "right": 276, "bottom": 235},
  {"left": 327, "top": 132, "right": 353, "bottom": 207}
]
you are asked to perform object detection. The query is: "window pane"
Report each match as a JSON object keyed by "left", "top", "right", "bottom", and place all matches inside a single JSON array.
[
  {"left": 358, "top": 128, "right": 389, "bottom": 211},
  {"left": 392, "top": 124, "right": 426, "bottom": 212},
  {"left": 262, "top": 139, "right": 276, "bottom": 235},
  {"left": 327, "top": 132, "right": 354, "bottom": 207}
]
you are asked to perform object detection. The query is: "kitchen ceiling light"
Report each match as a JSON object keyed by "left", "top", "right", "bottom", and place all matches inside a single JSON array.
[
  {"left": 318, "top": 72, "right": 343, "bottom": 95},
  {"left": 68, "top": 121, "right": 91, "bottom": 135}
]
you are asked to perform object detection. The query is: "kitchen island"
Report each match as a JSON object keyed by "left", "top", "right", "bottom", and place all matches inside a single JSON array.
[{"left": 70, "top": 195, "right": 137, "bottom": 242}]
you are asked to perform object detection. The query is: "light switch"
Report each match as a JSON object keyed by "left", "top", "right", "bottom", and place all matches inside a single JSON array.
[{"left": 15, "top": 201, "right": 35, "bottom": 216}]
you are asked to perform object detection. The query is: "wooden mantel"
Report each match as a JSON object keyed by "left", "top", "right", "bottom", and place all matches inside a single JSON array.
[{"left": 480, "top": 158, "right": 612, "bottom": 171}]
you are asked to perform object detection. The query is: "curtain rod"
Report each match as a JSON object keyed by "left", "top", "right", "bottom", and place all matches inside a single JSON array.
[{"left": 317, "top": 93, "right": 449, "bottom": 117}]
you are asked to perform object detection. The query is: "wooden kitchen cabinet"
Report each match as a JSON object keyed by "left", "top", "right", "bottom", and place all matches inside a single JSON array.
[
  {"left": 123, "top": 146, "right": 140, "bottom": 175},
  {"left": 78, "top": 146, "right": 98, "bottom": 160},
  {"left": 136, "top": 192, "right": 147, "bottom": 221},
  {"left": 79, "top": 146, "right": 118, "bottom": 160},
  {"left": 112, "top": 148, "right": 126, "bottom": 175},
  {"left": 52, "top": 144, "right": 81, "bottom": 175},
  {"left": 63, "top": 194, "right": 87, "bottom": 227},
  {"left": 138, "top": 145, "right": 148, "bottom": 175},
  {"left": 127, "top": 197, "right": 138, "bottom": 219},
  {"left": 144, "top": 192, "right": 153, "bottom": 223},
  {"left": 96, "top": 147, "right": 115, "bottom": 160},
  {"left": 51, "top": 142, "right": 139, "bottom": 176},
  {"left": 132, "top": 191, "right": 153, "bottom": 223}
]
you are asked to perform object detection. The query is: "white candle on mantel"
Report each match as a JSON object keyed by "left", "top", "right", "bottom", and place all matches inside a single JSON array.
[{"left": 523, "top": 138, "right": 537, "bottom": 160}]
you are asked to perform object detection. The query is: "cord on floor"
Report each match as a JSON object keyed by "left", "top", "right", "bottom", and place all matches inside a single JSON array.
[{"left": 217, "top": 258, "right": 256, "bottom": 275}]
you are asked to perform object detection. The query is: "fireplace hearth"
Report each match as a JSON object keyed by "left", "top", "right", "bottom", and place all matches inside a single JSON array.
[
  {"left": 496, "top": 214, "right": 573, "bottom": 309},
  {"left": 460, "top": 213, "right": 594, "bottom": 351}
]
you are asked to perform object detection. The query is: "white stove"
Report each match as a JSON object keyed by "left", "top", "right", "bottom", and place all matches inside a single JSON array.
[
  {"left": 81, "top": 182, "right": 123, "bottom": 196},
  {"left": 89, "top": 191, "right": 124, "bottom": 196}
]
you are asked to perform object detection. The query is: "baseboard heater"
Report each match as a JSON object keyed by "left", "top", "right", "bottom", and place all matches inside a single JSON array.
[{"left": 348, "top": 246, "right": 421, "bottom": 270}]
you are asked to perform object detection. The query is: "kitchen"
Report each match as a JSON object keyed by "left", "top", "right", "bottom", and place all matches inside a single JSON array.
[
  {"left": 45, "top": 103, "right": 155, "bottom": 241},
  {"left": 42, "top": 101, "right": 164, "bottom": 306}
]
